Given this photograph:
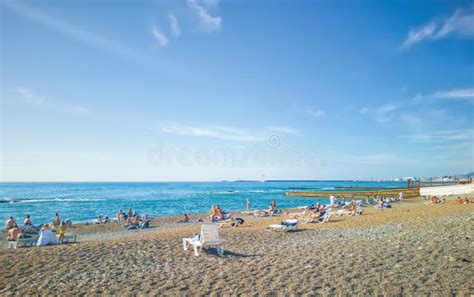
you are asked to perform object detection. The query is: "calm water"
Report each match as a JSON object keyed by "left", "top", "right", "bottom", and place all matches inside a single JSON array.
[{"left": 0, "top": 181, "right": 405, "bottom": 224}]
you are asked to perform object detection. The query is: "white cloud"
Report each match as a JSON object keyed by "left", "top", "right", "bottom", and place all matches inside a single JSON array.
[
  {"left": 14, "top": 87, "right": 89, "bottom": 114},
  {"left": 267, "top": 126, "right": 300, "bottom": 135},
  {"left": 160, "top": 122, "right": 299, "bottom": 142},
  {"left": 187, "top": 0, "right": 222, "bottom": 32},
  {"left": 401, "top": 129, "right": 474, "bottom": 143},
  {"left": 433, "top": 87, "right": 474, "bottom": 100},
  {"left": 401, "top": 3, "right": 474, "bottom": 49},
  {"left": 169, "top": 14, "right": 181, "bottom": 37},
  {"left": 3, "top": 1, "right": 140, "bottom": 61},
  {"left": 305, "top": 108, "right": 326, "bottom": 117},
  {"left": 152, "top": 27, "right": 168, "bottom": 47}
]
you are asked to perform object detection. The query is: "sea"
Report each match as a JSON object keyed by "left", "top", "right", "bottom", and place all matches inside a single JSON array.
[{"left": 0, "top": 181, "right": 406, "bottom": 224}]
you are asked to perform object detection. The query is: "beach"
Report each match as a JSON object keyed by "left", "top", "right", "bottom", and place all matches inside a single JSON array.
[{"left": 1, "top": 195, "right": 473, "bottom": 296}]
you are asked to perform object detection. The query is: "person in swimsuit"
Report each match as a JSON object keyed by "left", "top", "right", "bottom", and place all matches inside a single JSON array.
[
  {"left": 5, "top": 216, "right": 17, "bottom": 229},
  {"left": 177, "top": 214, "right": 190, "bottom": 223},
  {"left": 51, "top": 213, "right": 61, "bottom": 228},
  {"left": 7, "top": 227, "right": 22, "bottom": 241},
  {"left": 24, "top": 215, "right": 32, "bottom": 226},
  {"left": 116, "top": 209, "right": 123, "bottom": 221},
  {"left": 58, "top": 221, "right": 67, "bottom": 244}
]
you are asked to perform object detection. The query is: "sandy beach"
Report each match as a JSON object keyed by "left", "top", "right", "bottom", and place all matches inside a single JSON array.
[{"left": 1, "top": 196, "right": 473, "bottom": 296}]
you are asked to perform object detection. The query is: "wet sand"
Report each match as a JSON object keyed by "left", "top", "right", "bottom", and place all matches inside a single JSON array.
[{"left": 1, "top": 196, "right": 473, "bottom": 296}]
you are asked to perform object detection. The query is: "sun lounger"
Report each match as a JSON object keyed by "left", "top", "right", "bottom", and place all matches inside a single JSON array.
[
  {"left": 305, "top": 214, "right": 332, "bottom": 224},
  {"left": 268, "top": 219, "right": 299, "bottom": 232},
  {"left": 183, "top": 224, "right": 226, "bottom": 256},
  {"left": 62, "top": 234, "right": 78, "bottom": 244},
  {"left": 8, "top": 237, "right": 38, "bottom": 249}
]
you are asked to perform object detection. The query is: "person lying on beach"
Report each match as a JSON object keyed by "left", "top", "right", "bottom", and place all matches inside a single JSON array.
[
  {"left": 51, "top": 213, "right": 61, "bottom": 228},
  {"left": 24, "top": 215, "right": 32, "bottom": 226},
  {"left": 177, "top": 214, "right": 190, "bottom": 223},
  {"left": 58, "top": 221, "right": 66, "bottom": 244},
  {"left": 5, "top": 216, "right": 17, "bottom": 229},
  {"left": 7, "top": 227, "right": 22, "bottom": 241}
]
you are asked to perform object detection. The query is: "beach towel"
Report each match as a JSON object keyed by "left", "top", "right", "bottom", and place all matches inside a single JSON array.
[{"left": 36, "top": 230, "right": 58, "bottom": 246}]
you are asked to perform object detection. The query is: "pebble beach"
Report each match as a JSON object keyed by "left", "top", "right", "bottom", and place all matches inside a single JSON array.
[{"left": 1, "top": 196, "right": 473, "bottom": 296}]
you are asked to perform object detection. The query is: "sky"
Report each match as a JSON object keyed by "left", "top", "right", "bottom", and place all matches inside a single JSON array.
[{"left": 1, "top": 0, "right": 473, "bottom": 181}]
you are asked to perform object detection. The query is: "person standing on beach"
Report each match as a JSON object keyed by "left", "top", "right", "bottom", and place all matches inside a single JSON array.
[
  {"left": 246, "top": 198, "right": 250, "bottom": 211},
  {"left": 51, "top": 213, "right": 61, "bottom": 228},
  {"left": 58, "top": 221, "right": 66, "bottom": 244},
  {"left": 116, "top": 209, "right": 123, "bottom": 221}
]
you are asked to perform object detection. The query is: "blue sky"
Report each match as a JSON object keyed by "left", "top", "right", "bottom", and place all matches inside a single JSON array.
[{"left": 1, "top": 0, "right": 473, "bottom": 181}]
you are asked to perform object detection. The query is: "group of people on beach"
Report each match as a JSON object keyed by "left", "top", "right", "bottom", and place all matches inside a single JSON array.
[
  {"left": 4, "top": 212, "right": 68, "bottom": 244},
  {"left": 455, "top": 196, "right": 471, "bottom": 204},
  {"left": 116, "top": 208, "right": 151, "bottom": 229}
]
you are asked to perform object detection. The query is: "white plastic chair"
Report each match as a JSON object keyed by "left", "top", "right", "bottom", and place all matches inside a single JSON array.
[{"left": 183, "top": 225, "right": 226, "bottom": 256}]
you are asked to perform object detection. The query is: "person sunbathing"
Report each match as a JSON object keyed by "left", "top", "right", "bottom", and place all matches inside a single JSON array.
[
  {"left": 306, "top": 210, "right": 322, "bottom": 223},
  {"left": 267, "top": 203, "right": 276, "bottom": 215},
  {"left": 455, "top": 197, "right": 463, "bottom": 204},
  {"left": 24, "top": 215, "right": 32, "bottom": 226},
  {"left": 51, "top": 213, "right": 61, "bottom": 227},
  {"left": 464, "top": 197, "right": 470, "bottom": 204},
  {"left": 208, "top": 205, "right": 216, "bottom": 219},
  {"left": 431, "top": 196, "right": 438, "bottom": 204},
  {"left": 132, "top": 215, "right": 141, "bottom": 225},
  {"left": 5, "top": 216, "right": 17, "bottom": 229},
  {"left": 177, "top": 214, "right": 190, "bottom": 223},
  {"left": 125, "top": 216, "right": 133, "bottom": 226},
  {"left": 7, "top": 227, "right": 22, "bottom": 241},
  {"left": 58, "top": 221, "right": 67, "bottom": 244}
]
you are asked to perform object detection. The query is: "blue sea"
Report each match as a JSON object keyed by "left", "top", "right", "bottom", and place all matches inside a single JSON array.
[{"left": 0, "top": 181, "right": 405, "bottom": 224}]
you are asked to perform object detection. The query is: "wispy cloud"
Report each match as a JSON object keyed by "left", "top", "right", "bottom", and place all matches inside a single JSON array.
[
  {"left": 401, "top": 3, "right": 474, "bottom": 49},
  {"left": 433, "top": 87, "right": 474, "bottom": 100},
  {"left": 14, "top": 87, "right": 89, "bottom": 114},
  {"left": 159, "top": 122, "right": 298, "bottom": 142},
  {"left": 169, "top": 14, "right": 181, "bottom": 37},
  {"left": 305, "top": 108, "right": 326, "bottom": 117},
  {"left": 151, "top": 27, "right": 168, "bottom": 47},
  {"left": 187, "top": 0, "right": 222, "bottom": 32},
  {"left": 401, "top": 129, "right": 474, "bottom": 143},
  {"left": 2, "top": 1, "right": 141, "bottom": 61}
]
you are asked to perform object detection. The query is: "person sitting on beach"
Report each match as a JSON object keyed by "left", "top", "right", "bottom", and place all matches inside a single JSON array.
[
  {"left": 125, "top": 216, "right": 133, "bottom": 226},
  {"left": 215, "top": 206, "right": 224, "bottom": 220},
  {"left": 132, "top": 214, "right": 141, "bottom": 225},
  {"left": 24, "top": 215, "right": 32, "bottom": 226},
  {"left": 116, "top": 209, "right": 123, "bottom": 221},
  {"left": 178, "top": 213, "right": 190, "bottom": 223},
  {"left": 267, "top": 203, "right": 276, "bottom": 215},
  {"left": 58, "top": 221, "right": 67, "bottom": 244},
  {"left": 431, "top": 196, "right": 438, "bottom": 204},
  {"left": 51, "top": 213, "right": 61, "bottom": 228},
  {"left": 464, "top": 197, "right": 470, "bottom": 204},
  {"left": 5, "top": 216, "right": 17, "bottom": 229},
  {"left": 7, "top": 227, "right": 22, "bottom": 241},
  {"left": 306, "top": 209, "right": 322, "bottom": 223},
  {"left": 41, "top": 224, "right": 50, "bottom": 231},
  {"left": 455, "top": 197, "right": 463, "bottom": 204},
  {"left": 208, "top": 206, "right": 216, "bottom": 219}
]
